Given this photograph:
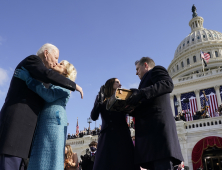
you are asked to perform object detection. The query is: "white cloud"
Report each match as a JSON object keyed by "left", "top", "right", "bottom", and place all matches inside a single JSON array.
[{"left": 0, "top": 68, "right": 8, "bottom": 85}]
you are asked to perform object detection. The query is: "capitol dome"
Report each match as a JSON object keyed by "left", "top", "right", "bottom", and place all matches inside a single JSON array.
[
  {"left": 168, "top": 11, "right": 222, "bottom": 80},
  {"left": 167, "top": 5, "right": 222, "bottom": 119}
]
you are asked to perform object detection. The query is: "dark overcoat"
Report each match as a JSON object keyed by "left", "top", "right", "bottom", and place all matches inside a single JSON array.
[
  {"left": 81, "top": 151, "right": 96, "bottom": 170},
  {"left": 91, "top": 97, "right": 140, "bottom": 170},
  {"left": 132, "top": 66, "right": 183, "bottom": 168},
  {"left": 0, "top": 55, "right": 76, "bottom": 158}
]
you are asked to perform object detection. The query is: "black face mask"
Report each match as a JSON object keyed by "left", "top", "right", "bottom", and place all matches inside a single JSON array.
[{"left": 90, "top": 146, "right": 97, "bottom": 152}]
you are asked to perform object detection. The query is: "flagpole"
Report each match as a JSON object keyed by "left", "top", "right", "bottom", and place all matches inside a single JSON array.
[{"left": 200, "top": 49, "right": 205, "bottom": 74}]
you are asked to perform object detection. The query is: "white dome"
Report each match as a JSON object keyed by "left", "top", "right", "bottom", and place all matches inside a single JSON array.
[
  {"left": 174, "top": 28, "right": 222, "bottom": 59},
  {"left": 168, "top": 15, "right": 222, "bottom": 80}
]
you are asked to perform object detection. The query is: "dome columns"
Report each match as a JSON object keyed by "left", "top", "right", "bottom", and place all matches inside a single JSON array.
[
  {"left": 194, "top": 89, "right": 201, "bottom": 111},
  {"left": 214, "top": 85, "right": 222, "bottom": 106},
  {"left": 176, "top": 93, "right": 182, "bottom": 112},
  {"left": 219, "top": 49, "right": 222, "bottom": 57},
  {"left": 170, "top": 95, "right": 176, "bottom": 116},
  {"left": 189, "top": 16, "right": 204, "bottom": 32}
]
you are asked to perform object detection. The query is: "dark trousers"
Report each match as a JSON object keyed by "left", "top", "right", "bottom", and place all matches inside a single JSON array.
[
  {"left": 140, "top": 158, "right": 174, "bottom": 170},
  {"left": 0, "top": 154, "right": 26, "bottom": 170}
]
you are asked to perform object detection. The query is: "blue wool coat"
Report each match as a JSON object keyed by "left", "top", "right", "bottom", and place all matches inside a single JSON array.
[{"left": 24, "top": 78, "right": 70, "bottom": 170}]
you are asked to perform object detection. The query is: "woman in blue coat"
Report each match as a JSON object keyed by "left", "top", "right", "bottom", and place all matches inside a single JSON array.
[
  {"left": 14, "top": 60, "right": 77, "bottom": 170},
  {"left": 91, "top": 78, "right": 140, "bottom": 170}
]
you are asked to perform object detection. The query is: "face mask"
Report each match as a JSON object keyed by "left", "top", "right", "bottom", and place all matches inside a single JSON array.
[{"left": 90, "top": 146, "right": 97, "bottom": 152}]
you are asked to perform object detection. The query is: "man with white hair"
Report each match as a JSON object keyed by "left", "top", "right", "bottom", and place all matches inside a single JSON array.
[{"left": 0, "top": 43, "right": 83, "bottom": 170}]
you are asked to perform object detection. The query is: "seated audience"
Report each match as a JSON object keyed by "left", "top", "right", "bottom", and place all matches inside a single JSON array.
[
  {"left": 68, "top": 133, "right": 71, "bottom": 139},
  {"left": 180, "top": 112, "right": 186, "bottom": 121},
  {"left": 214, "top": 109, "right": 220, "bottom": 117},
  {"left": 196, "top": 110, "right": 202, "bottom": 119},
  {"left": 218, "top": 104, "right": 222, "bottom": 112},
  {"left": 175, "top": 114, "right": 181, "bottom": 121},
  {"left": 193, "top": 112, "right": 199, "bottom": 120},
  {"left": 205, "top": 112, "right": 211, "bottom": 118},
  {"left": 71, "top": 134, "right": 75, "bottom": 139}
]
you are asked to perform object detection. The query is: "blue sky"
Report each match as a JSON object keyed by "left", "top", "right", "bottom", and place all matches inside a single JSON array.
[{"left": 0, "top": 0, "right": 222, "bottom": 134}]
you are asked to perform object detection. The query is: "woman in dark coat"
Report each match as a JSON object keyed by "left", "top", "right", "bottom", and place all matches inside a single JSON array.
[{"left": 91, "top": 78, "right": 139, "bottom": 170}]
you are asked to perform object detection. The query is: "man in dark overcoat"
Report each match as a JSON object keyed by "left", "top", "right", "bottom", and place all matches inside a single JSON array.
[
  {"left": 0, "top": 43, "right": 83, "bottom": 170},
  {"left": 127, "top": 57, "right": 183, "bottom": 170}
]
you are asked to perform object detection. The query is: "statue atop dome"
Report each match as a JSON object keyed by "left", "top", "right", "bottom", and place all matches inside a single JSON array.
[{"left": 192, "top": 4, "right": 198, "bottom": 18}]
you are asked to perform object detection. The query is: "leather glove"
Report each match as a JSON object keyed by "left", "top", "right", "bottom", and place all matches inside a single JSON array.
[
  {"left": 126, "top": 88, "right": 144, "bottom": 105},
  {"left": 14, "top": 66, "right": 32, "bottom": 84},
  {"left": 98, "top": 85, "right": 105, "bottom": 103}
]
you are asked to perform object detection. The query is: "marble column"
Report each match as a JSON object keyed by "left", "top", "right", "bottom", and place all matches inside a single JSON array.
[
  {"left": 214, "top": 85, "right": 222, "bottom": 106},
  {"left": 170, "top": 94, "right": 175, "bottom": 116},
  {"left": 194, "top": 89, "right": 201, "bottom": 111},
  {"left": 211, "top": 50, "right": 215, "bottom": 58},
  {"left": 176, "top": 93, "right": 182, "bottom": 112},
  {"left": 219, "top": 49, "right": 222, "bottom": 57}
]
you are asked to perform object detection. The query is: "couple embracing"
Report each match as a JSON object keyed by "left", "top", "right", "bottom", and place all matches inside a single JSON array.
[{"left": 0, "top": 43, "right": 83, "bottom": 170}]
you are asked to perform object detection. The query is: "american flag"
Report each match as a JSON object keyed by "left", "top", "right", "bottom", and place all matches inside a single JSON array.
[
  {"left": 201, "top": 50, "right": 210, "bottom": 63},
  {"left": 76, "top": 118, "right": 79, "bottom": 135},
  {"left": 181, "top": 92, "right": 197, "bottom": 121},
  {"left": 200, "top": 88, "right": 218, "bottom": 117}
]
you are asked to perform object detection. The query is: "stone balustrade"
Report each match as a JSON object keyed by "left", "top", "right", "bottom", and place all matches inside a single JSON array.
[
  {"left": 184, "top": 116, "right": 222, "bottom": 131},
  {"left": 66, "top": 135, "right": 99, "bottom": 146},
  {"left": 175, "top": 68, "right": 221, "bottom": 83},
  {"left": 195, "top": 70, "right": 212, "bottom": 78},
  {"left": 176, "top": 116, "right": 222, "bottom": 135},
  {"left": 178, "top": 75, "right": 193, "bottom": 82},
  {"left": 215, "top": 67, "right": 222, "bottom": 73}
]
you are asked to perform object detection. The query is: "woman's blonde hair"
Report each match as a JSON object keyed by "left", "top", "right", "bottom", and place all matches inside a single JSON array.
[
  {"left": 65, "top": 145, "right": 74, "bottom": 159},
  {"left": 61, "top": 60, "right": 77, "bottom": 82}
]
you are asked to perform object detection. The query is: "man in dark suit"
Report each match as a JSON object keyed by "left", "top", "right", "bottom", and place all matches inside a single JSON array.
[
  {"left": 127, "top": 57, "right": 183, "bottom": 170},
  {"left": 0, "top": 43, "right": 83, "bottom": 170}
]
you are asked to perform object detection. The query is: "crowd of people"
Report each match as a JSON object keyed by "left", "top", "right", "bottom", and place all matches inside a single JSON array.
[
  {"left": 68, "top": 120, "right": 135, "bottom": 140},
  {"left": 67, "top": 128, "right": 101, "bottom": 139},
  {"left": 175, "top": 104, "right": 222, "bottom": 121}
]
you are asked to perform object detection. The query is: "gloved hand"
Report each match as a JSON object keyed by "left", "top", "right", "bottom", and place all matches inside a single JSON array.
[
  {"left": 14, "top": 66, "right": 32, "bottom": 84},
  {"left": 97, "top": 85, "right": 105, "bottom": 103},
  {"left": 126, "top": 88, "right": 144, "bottom": 105}
]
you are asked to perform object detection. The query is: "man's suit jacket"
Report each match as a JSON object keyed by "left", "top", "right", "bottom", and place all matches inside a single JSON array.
[
  {"left": 132, "top": 66, "right": 183, "bottom": 168},
  {"left": 0, "top": 55, "right": 76, "bottom": 158}
]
